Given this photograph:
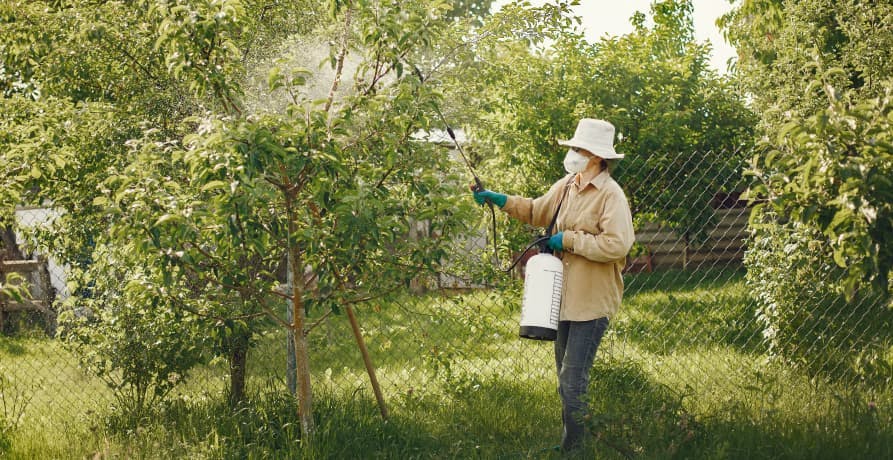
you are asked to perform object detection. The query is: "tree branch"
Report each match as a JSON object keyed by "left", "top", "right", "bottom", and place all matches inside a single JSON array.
[
  {"left": 324, "top": 3, "right": 353, "bottom": 117},
  {"left": 304, "top": 309, "right": 334, "bottom": 337}
]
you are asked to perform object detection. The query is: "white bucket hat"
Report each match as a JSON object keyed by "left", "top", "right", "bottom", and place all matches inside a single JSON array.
[{"left": 558, "top": 118, "right": 623, "bottom": 159}]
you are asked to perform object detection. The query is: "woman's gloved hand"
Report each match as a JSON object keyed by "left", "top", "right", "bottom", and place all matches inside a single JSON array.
[
  {"left": 547, "top": 232, "right": 564, "bottom": 251},
  {"left": 472, "top": 188, "right": 507, "bottom": 208}
]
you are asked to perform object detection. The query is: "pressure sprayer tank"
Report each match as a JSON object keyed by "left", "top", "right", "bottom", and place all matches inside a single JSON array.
[{"left": 519, "top": 252, "right": 563, "bottom": 341}]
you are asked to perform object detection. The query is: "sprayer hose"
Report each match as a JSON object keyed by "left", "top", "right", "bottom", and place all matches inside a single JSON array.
[
  {"left": 502, "top": 235, "right": 551, "bottom": 273},
  {"left": 488, "top": 203, "right": 498, "bottom": 266}
]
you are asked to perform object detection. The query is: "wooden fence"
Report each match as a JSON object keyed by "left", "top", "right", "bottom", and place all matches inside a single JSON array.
[{"left": 625, "top": 206, "right": 750, "bottom": 272}]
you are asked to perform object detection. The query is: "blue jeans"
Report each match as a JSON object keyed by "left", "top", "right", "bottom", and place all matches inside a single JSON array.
[{"left": 554, "top": 317, "right": 609, "bottom": 451}]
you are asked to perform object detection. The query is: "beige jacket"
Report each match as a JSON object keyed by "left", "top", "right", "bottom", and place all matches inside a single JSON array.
[{"left": 502, "top": 171, "right": 635, "bottom": 321}]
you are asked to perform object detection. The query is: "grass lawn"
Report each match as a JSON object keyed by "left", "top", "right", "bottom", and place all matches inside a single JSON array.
[{"left": 2, "top": 268, "right": 892, "bottom": 459}]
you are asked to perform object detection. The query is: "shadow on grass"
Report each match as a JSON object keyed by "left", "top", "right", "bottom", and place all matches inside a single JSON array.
[
  {"left": 102, "top": 375, "right": 566, "bottom": 459},
  {"left": 583, "top": 357, "right": 701, "bottom": 459},
  {"left": 0, "top": 336, "right": 27, "bottom": 356},
  {"left": 584, "top": 356, "right": 893, "bottom": 460},
  {"left": 614, "top": 268, "right": 768, "bottom": 356}
]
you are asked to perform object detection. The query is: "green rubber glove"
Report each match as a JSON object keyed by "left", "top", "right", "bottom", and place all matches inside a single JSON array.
[
  {"left": 472, "top": 189, "right": 507, "bottom": 208},
  {"left": 547, "top": 232, "right": 564, "bottom": 251}
]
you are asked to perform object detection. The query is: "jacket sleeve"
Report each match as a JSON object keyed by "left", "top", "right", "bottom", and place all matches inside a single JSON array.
[
  {"left": 563, "top": 188, "right": 635, "bottom": 263},
  {"left": 501, "top": 176, "right": 570, "bottom": 228}
]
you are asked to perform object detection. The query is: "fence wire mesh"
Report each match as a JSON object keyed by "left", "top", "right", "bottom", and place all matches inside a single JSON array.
[{"left": 1, "top": 151, "right": 891, "bottom": 456}]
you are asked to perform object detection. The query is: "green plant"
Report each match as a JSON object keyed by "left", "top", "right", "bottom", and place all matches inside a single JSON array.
[
  {"left": 745, "top": 210, "right": 893, "bottom": 383},
  {"left": 723, "top": 0, "right": 893, "bottom": 297},
  {"left": 57, "top": 243, "right": 205, "bottom": 424},
  {"left": 751, "top": 78, "right": 893, "bottom": 297},
  {"left": 0, "top": 272, "right": 28, "bottom": 304},
  {"left": 722, "top": 0, "right": 893, "bottom": 386},
  {"left": 0, "top": 371, "right": 31, "bottom": 453}
]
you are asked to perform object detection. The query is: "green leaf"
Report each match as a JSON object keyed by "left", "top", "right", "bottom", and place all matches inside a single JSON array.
[
  {"left": 832, "top": 247, "right": 847, "bottom": 268},
  {"left": 827, "top": 208, "right": 851, "bottom": 232},
  {"left": 268, "top": 66, "right": 284, "bottom": 91},
  {"left": 155, "top": 214, "right": 183, "bottom": 227},
  {"left": 201, "top": 180, "right": 228, "bottom": 192}
]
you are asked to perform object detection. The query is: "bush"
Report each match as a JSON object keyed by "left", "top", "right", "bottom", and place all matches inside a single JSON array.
[
  {"left": 744, "top": 211, "right": 893, "bottom": 383},
  {"left": 0, "top": 372, "right": 31, "bottom": 454},
  {"left": 57, "top": 244, "right": 205, "bottom": 423}
]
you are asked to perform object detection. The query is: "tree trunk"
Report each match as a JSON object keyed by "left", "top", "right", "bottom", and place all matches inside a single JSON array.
[
  {"left": 228, "top": 329, "right": 250, "bottom": 407},
  {"left": 0, "top": 225, "right": 24, "bottom": 260},
  {"left": 288, "top": 245, "right": 314, "bottom": 439}
]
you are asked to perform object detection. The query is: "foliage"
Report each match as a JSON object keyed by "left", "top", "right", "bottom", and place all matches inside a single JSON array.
[
  {"left": 722, "top": 1, "right": 893, "bottom": 375},
  {"left": 720, "top": 0, "right": 893, "bottom": 128},
  {"left": 723, "top": 0, "right": 893, "bottom": 296},
  {"left": 0, "top": 96, "right": 136, "bottom": 267},
  {"left": 744, "top": 210, "right": 893, "bottom": 383},
  {"left": 57, "top": 243, "right": 205, "bottom": 421},
  {"left": 751, "top": 79, "right": 893, "bottom": 297},
  {"left": 0, "top": 272, "right": 29, "bottom": 305},
  {"left": 452, "top": 0, "right": 754, "bottom": 247},
  {"left": 445, "top": 0, "right": 496, "bottom": 25},
  {"left": 0, "top": 370, "right": 32, "bottom": 454},
  {"left": 150, "top": 0, "right": 247, "bottom": 114},
  {"left": 0, "top": 0, "right": 327, "bottom": 264}
]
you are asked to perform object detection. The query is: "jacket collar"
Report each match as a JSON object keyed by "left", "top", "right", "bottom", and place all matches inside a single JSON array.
[
  {"left": 592, "top": 170, "right": 611, "bottom": 189},
  {"left": 574, "top": 170, "right": 610, "bottom": 190}
]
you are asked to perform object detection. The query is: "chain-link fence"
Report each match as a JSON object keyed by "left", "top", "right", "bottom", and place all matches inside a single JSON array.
[{"left": 2, "top": 153, "right": 892, "bottom": 456}]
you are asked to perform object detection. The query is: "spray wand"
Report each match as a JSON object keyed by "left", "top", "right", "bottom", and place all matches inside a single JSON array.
[
  {"left": 430, "top": 105, "right": 500, "bottom": 266},
  {"left": 433, "top": 107, "right": 555, "bottom": 275},
  {"left": 410, "top": 65, "right": 499, "bottom": 267},
  {"left": 415, "top": 65, "right": 545, "bottom": 274}
]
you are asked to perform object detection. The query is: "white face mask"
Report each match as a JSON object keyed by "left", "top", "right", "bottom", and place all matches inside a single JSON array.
[{"left": 563, "top": 148, "right": 591, "bottom": 174}]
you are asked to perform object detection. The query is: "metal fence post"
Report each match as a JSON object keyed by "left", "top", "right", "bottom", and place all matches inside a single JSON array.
[{"left": 286, "top": 257, "right": 296, "bottom": 396}]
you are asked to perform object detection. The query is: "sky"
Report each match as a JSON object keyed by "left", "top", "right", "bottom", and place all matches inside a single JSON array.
[{"left": 491, "top": 0, "right": 738, "bottom": 74}]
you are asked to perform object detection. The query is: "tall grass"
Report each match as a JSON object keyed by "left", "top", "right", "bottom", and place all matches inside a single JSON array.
[{"left": 2, "top": 268, "right": 892, "bottom": 458}]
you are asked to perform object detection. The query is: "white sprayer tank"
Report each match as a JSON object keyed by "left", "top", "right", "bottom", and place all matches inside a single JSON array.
[{"left": 519, "top": 253, "right": 563, "bottom": 340}]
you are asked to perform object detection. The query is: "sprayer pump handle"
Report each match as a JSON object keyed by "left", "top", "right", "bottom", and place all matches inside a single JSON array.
[{"left": 538, "top": 235, "right": 554, "bottom": 255}]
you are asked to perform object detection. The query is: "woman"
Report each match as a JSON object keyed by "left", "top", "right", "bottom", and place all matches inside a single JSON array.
[{"left": 473, "top": 118, "right": 635, "bottom": 452}]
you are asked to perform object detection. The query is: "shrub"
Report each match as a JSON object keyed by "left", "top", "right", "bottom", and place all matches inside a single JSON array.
[
  {"left": 0, "top": 371, "right": 31, "bottom": 453},
  {"left": 57, "top": 244, "right": 205, "bottom": 423},
  {"left": 745, "top": 210, "right": 893, "bottom": 383}
]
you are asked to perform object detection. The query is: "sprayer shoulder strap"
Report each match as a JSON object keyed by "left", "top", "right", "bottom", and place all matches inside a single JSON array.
[{"left": 545, "top": 176, "right": 574, "bottom": 237}]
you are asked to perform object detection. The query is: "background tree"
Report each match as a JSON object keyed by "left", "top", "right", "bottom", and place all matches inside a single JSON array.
[
  {"left": 440, "top": 0, "right": 754, "bottom": 258},
  {"left": 722, "top": 0, "right": 893, "bottom": 379},
  {"left": 446, "top": 0, "right": 496, "bottom": 24},
  {"left": 3, "top": 0, "right": 548, "bottom": 439},
  {"left": 1, "top": 0, "right": 327, "bottom": 425}
]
